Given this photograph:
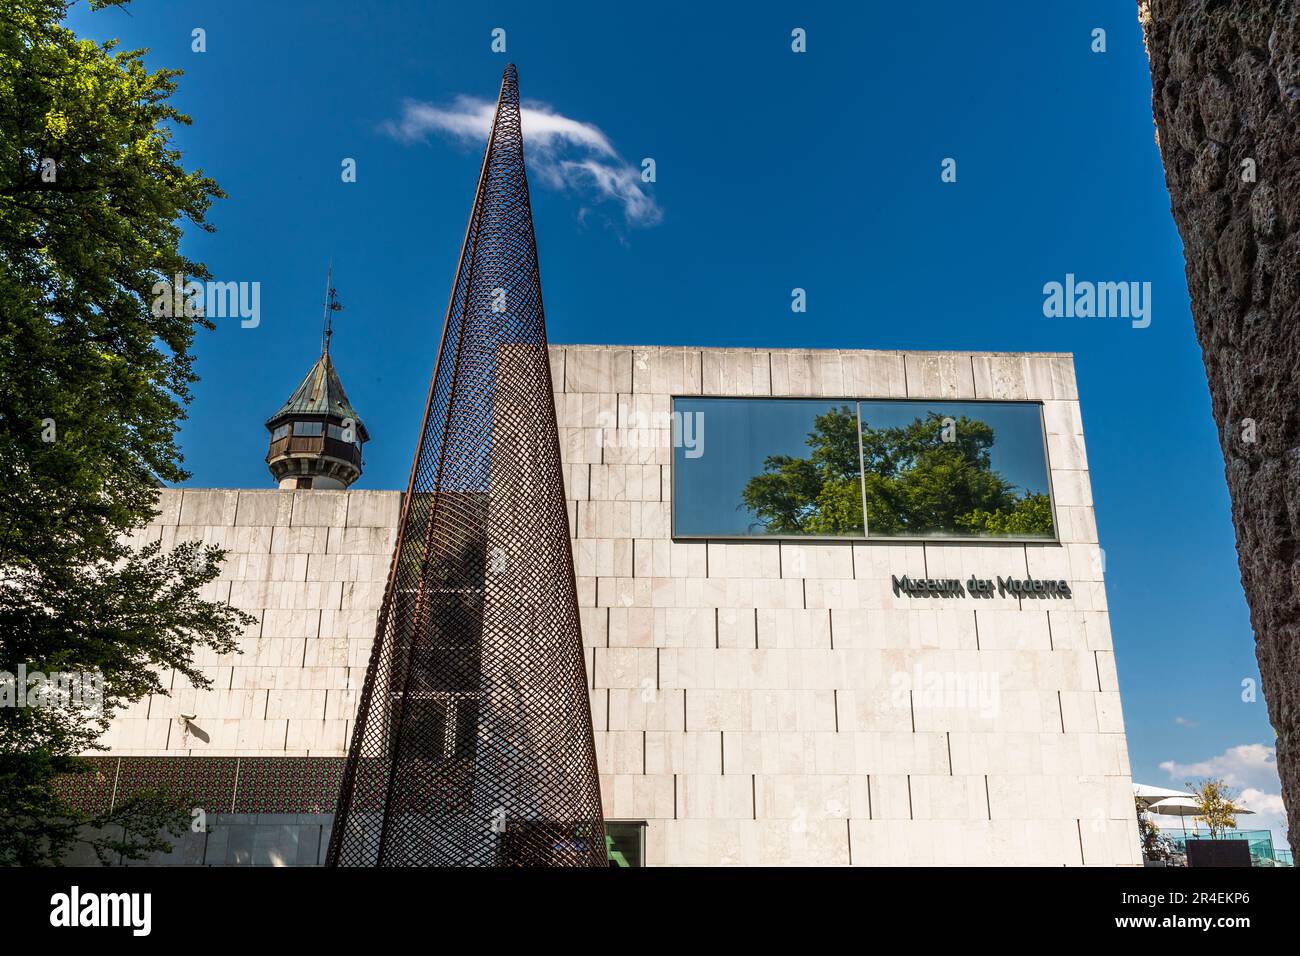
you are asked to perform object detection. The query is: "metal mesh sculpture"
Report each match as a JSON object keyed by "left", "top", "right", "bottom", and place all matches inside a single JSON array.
[{"left": 327, "top": 65, "right": 605, "bottom": 867}]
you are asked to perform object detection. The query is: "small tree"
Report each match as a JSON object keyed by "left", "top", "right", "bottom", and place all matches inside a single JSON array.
[{"left": 1188, "top": 778, "right": 1246, "bottom": 839}]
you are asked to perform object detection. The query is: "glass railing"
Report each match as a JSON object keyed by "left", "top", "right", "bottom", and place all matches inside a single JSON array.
[{"left": 1153, "top": 829, "right": 1293, "bottom": 867}]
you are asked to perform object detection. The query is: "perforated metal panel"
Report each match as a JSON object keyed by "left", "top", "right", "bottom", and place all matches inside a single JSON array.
[{"left": 326, "top": 65, "right": 604, "bottom": 867}]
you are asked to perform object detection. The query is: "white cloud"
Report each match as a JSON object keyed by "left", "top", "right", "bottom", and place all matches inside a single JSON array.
[
  {"left": 1158, "top": 742, "right": 1276, "bottom": 789},
  {"left": 1240, "top": 788, "right": 1286, "bottom": 816},
  {"left": 1158, "top": 743, "right": 1290, "bottom": 852},
  {"left": 382, "top": 95, "right": 661, "bottom": 228}
]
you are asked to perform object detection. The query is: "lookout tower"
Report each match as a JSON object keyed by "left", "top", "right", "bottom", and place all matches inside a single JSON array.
[{"left": 265, "top": 274, "right": 369, "bottom": 489}]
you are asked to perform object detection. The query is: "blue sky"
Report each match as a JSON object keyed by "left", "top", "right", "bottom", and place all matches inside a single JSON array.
[{"left": 65, "top": 1, "right": 1283, "bottom": 840}]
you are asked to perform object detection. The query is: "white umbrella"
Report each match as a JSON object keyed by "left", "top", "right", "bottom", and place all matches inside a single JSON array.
[
  {"left": 1147, "top": 796, "right": 1254, "bottom": 838},
  {"left": 1148, "top": 796, "right": 1256, "bottom": 816},
  {"left": 1134, "top": 784, "right": 1194, "bottom": 810}
]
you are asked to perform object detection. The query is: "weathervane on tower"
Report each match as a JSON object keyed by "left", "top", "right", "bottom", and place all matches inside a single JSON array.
[
  {"left": 264, "top": 263, "right": 369, "bottom": 490},
  {"left": 321, "top": 263, "right": 345, "bottom": 357}
]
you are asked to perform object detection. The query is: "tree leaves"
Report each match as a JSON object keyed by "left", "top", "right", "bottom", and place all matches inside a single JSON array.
[
  {"left": 0, "top": 0, "right": 248, "bottom": 865},
  {"left": 741, "top": 407, "right": 1054, "bottom": 538}
]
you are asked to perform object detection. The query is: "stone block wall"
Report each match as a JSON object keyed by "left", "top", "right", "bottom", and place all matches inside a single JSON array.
[
  {"left": 101, "top": 488, "right": 399, "bottom": 757},
  {"left": 557, "top": 345, "right": 1135, "bottom": 866}
]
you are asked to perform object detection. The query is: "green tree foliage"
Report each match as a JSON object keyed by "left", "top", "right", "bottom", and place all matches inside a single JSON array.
[
  {"left": 741, "top": 405, "right": 864, "bottom": 534},
  {"left": 0, "top": 0, "right": 253, "bottom": 865},
  {"left": 742, "top": 406, "right": 1054, "bottom": 538},
  {"left": 957, "top": 493, "right": 1053, "bottom": 536},
  {"left": 1137, "top": 813, "right": 1175, "bottom": 863}
]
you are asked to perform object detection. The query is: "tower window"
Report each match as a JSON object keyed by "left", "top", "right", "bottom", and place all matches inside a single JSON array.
[
  {"left": 327, "top": 423, "right": 360, "bottom": 445},
  {"left": 270, "top": 424, "right": 290, "bottom": 441},
  {"left": 293, "top": 421, "right": 324, "bottom": 437}
]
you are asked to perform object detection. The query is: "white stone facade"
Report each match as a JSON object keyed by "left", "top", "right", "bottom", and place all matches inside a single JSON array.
[{"left": 97, "top": 346, "right": 1137, "bottom": 866}]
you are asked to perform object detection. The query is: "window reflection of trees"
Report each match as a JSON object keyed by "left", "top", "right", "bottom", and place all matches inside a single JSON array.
[{"left": 741, "top": 406, "right": 1053, "bottom": 538}]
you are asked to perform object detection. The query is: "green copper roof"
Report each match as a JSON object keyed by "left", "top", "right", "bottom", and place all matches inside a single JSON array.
[{"left": 266, "top": 353, "right": 368, "bottom": 437}]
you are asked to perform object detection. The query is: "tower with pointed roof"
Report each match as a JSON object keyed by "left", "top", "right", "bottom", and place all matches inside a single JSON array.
[{"left": 265, "top": 278, "right": 369, "bottom": 489}]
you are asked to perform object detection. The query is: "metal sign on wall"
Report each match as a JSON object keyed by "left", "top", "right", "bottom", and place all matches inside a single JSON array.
[{"left": 891, "top": 574, "right": 1073, "bottom": 599}]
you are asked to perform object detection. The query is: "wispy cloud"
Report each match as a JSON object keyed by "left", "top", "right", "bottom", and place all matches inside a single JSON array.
[{"left": 382, "top": 95, "right": 661, "bottom": 228}]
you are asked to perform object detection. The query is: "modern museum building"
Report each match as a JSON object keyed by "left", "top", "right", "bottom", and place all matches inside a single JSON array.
[{"left": 69, "top": 344, "right": 1138, "bottom": 867}]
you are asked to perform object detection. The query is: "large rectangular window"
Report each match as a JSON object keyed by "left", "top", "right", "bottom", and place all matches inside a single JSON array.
[{"left": 672, "top": 397, "right": 1055, "bottom": 541}]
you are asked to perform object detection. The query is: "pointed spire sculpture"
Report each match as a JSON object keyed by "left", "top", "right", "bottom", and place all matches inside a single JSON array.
[{"left": 327, "top": 65, "right": 605, "bottom": 866}]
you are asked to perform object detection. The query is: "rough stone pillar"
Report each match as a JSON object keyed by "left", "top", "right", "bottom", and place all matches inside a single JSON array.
[{"left": 1138, "top": 1, "right": 1300, "bottom": 852}]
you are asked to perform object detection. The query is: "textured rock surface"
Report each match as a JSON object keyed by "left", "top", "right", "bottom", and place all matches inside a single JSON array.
[{"left": 1139, "top": 1, "right": 1300, "bottom": 853}]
